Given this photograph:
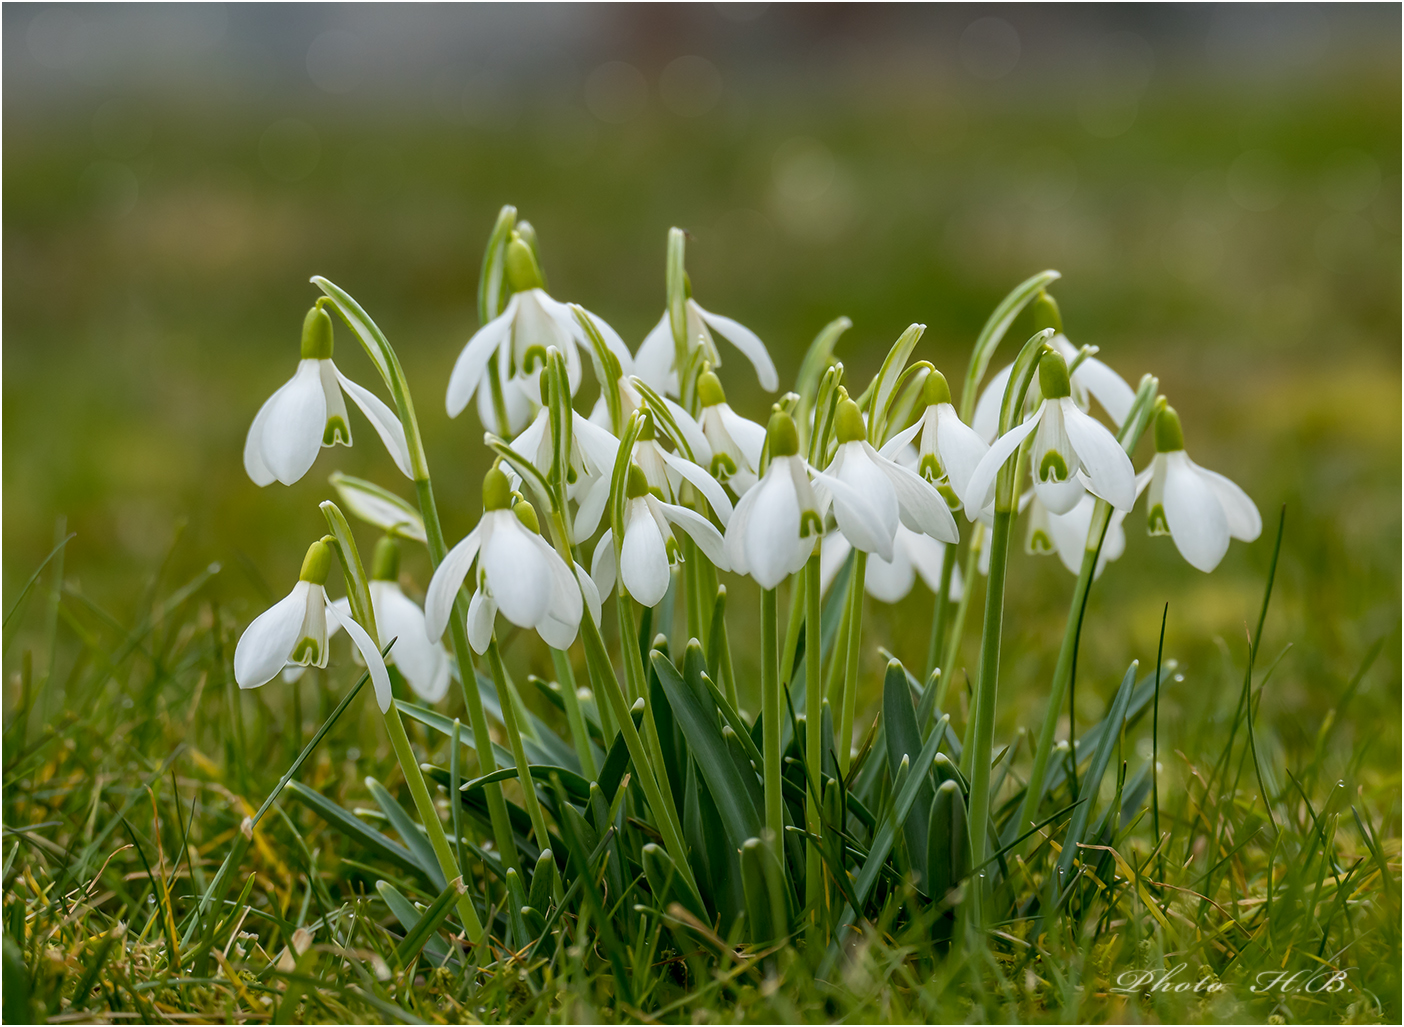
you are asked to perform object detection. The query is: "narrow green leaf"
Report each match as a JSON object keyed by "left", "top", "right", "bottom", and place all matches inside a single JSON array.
[{"left": 958, "top": 269, "right": 1061, "bottom": 421}]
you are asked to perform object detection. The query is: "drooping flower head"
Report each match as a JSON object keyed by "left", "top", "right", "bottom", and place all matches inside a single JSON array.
[
  {"left": 244, "top": 303, "right": 412, "bottom": 487},
  {"left": 880, "top": 369, "right": 989, "bottom": 510},
  {"left": 233, "top": 539, "right": 394, "bottom": 710},
  {"left": 1145, "top": 406, "right": 1261, "bottom": 572},
  {"left": 696, "top": 371, "right": 767, "bottom": 496},
  {"left": 424, "top": 467, "right": 587, "bottom": 654},
  {"left": 634, "top": 297, "right": 778, "bottom": 398},
  {"left": 964, "top": 350, "right": 1136, "bottom": 519}
]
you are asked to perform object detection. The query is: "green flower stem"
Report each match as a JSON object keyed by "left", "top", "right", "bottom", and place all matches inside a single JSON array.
[
  {"left": 311, "top": 280, "right": 522, "bottom": 907},
  {"left": 552, "top": 647, "right": 597, "bottom": 779},
  {"left": 778, "top": 577, "right": 806, "bottom": 690},
  {"left": 803, "top": 553, "right": 824, "bottom": 930},
  {"left": 1014, "top": 374, "right": 1159, "bottom": 848},
  {"left": 761, "top": 587, "right": 784, "bottom": 869},
  {"left": 321, "top": 499, "right": 485, "bottom": 942},
  {"left": 837, "top": 551, "right": 868, "bottom": 774},
  {"left": 485, "top": 637, "right": 560, "bottom": 902},
  {"left": 924, "top": 541, "right": 957, "bottom": 683},
  {"left": 940, "top": 526, "right": 983, "bottom": 710},
  {"left": 578, "top": 612, "right": 701, "bottom": 906}
]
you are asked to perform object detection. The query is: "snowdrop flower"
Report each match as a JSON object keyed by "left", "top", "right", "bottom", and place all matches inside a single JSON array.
[
  {"left": 630, "top": 416, "right": 733, "bottom": 527},
  {"left": 633, "top": 295, "right": 778, "bottom": 396},
  {"left": 972, "top": 333, "right": 1135, "bottom": 444},
  {"left": 446, "top": 237, "right": 631, "bottom": 429},
  {"left": 244, "top": 304, "right": 412, "bottom": 487},
  {"left": 820, "top": 526, "right": 963, "bottom": 604},
  {"left": 818, "top": 397, "right": 959, "bottom": 561},
  {"left": 879, "top": 369, "right": 989, "bottom": 510},
  {"left": 591, "top": 464, "right": 731, "bottom": 607},
  {"left": 234, "top": 540, "right": 394, "bottom": 711},
  {"left": 508, "top": 393, "right": 620, "bottom": 538},
  {"left": 696, "top": 371, "right": 766, "bottom": 496},
  {"left": 724, "top": 410, "right": 826, "bottom": 589},
  {"left": 964, "top": 351, "right": 1135, "bottom": 519},
  {"left": 1025, "top": 490, "right": 1130, "bottom": 579},
  {"left": 328, "top": 537, "right": 450, "bottom": 703},
  {"left": 425, "top": 468, "right": 586, "bottom": 654},
  {"left": 1145, "top": 406, "right": 1261, "bottom": 572}
]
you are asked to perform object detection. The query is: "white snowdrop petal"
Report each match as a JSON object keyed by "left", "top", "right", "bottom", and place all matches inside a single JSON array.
[
  {"left": 971, "top": 364, "right": 1012, "bottom": 444},
  {"left": 336, "top": 369, "right": 413, "bottom": 478},
  {"left": 934, "top": 404, "right": 990, "bottom": 501},
  {"left": 722, "top": 476, "right": 763, "bottom": 576},
  {"left": 657, "top": 501, "right": 730, "bottom": 571},
  {"left": 510, "top": 410, "right": 551, "bottom": 472},
  {"left": 661, "top": 396, "right": 714, "bottom": 470},
  {"left": 1193, "top": 461, "right": 1262, "bottom": 542},
  {"left": 660, "top": 449, "right": 733, "bottom": 525},
  {"left": 961, "top": 406, "right": 1042, "bottom": 518},
  {"left": 745, "top": 469, "right": 807, "bottom": 589},
  {"left": 590, "top": 528, "right": 616, "bottom": 599},
  {"left": 573, "top": 474, "right": 612, "bottom": 540},
  {"left": 325, "top": 600, "right": 395, "bottom": 713},
  {"left": 327, "top": 596, "right": 351, "bottom": 640},
  {"left": 575, "top": 304, "right": 634, "bottom": 374},
  {"left": 1061, "top": 399, "right": 1135, "bottom": 512},
  {"left": 1163, "top": 451, "right": 1231, "bottom": 572},
  {"left": 447, "top": 303, "right": 514, "bottom": 418},
  {"left": 243, "top": 390, "right": 279, "bottom": 486},
  {"left": 572, "top": 412, "right": 621, "bottom": 474},
  {"left": 1035, "top": 474, "right": 1087, "bottom": 516},
  {"left": 466, "top": 590, "right": 496, "bottom": 655},
  {"left": 693, "top": 303, "right": 779, "bottom": 392},
  {"left": 717, "top": 405, "right": 767, "bottom": 471},
  {"left": 633, "top": 313, "right": 677, "bottom": 395},
  {"left": 234, "top": 583, "right": 311, "bottom": 689},
  {"left": 620, "top": 501, "right": 671, "bottom": 607},
  {"left": 877, "top": 420, "right": 922, "bottom": 460},
  {"left": 424, "top": 527, "right": 481, "bottom": 643},
  {"left": 871, "top": 444, "right": 960, "bottom": 543},
  {"left": 818, "top": 530, "right": 851, "bottom": 596},
  {"left": 1072, "top": 356, "right": 1136, "bottom": 427},
  {"left": 864, "top": 542, "right": 915, "bottom": 604},
  {"left": 261, "top": 360, "right": 327, "bottom": 485},
  {"left": 484, "top": 518, "right": 554, "bottom": 629},
  {"left": 375, "top": 583, "right": 450, "bottom": 703}
]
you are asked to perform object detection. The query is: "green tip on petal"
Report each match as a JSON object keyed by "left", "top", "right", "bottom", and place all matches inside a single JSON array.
[
  {"left": 636, "top": 415, "right": 656, "bottom": 441},
  {"left": 922, "top": 369, "right": 952, "bottom": 407},
  {"left": 513, "top": 499, "right": 541, "bottom": 535},
  {"left": 504, "top": 237, "right": 544, "bottom": 292},
  {"left": 370, "top": 536, "right": 400, "bottom": 582},
  {"left": 1154, "top": 406, "right": 1185, "bottom": 453},
  {"left": 1032, "top": 290, "right": 1063, "bottom": 334},
  {"left": 697, "top": 371, "right": 726, "bottom": 408},
  {"left": 834, "top": 398, "right": 866, "bottom": 444},
  {"left": 626, "top": 462, "right": 651, "bottom": 499},
  {"left": 766, "top": 409, "right": 800, "bottom": 457},
  {"left": 299, "top": 540, "right": 333, "bottom": 585},
  {"left": 301, "top": 304, "right": 334, "bottom": 360},
  {"left": 483, "top": 467, "right": 513, "bottom": 511},
  {"left": 1038, "top": 350, "right": 1072, "bottom": 400}
]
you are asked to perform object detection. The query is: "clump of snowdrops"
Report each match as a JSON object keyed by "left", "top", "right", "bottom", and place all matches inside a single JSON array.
[{"left": 224, "top": 206, "right": 1269, "bottom": 997}]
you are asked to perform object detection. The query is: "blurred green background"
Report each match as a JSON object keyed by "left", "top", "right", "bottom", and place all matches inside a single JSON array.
[{"left": 4, "top": 4, "right": 1399, "bottom": 779}]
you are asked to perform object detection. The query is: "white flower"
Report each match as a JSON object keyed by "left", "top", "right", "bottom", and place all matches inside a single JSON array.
[
  {"left": 244, "top": 305, "right": 412, "bottom": 487},
  {"left": 424, "top": 469, "right": 589, "bottom": 654},
  {"left": 1145, "top": 407, "right": 1261, "bottom": 572},
  {"left": 819, "top": 526, "right": 963, "bottom": 604},
  {"left": 818, "top": 398, "right": 959, "bottom": 560},
  {"left": 879, "top": 369, "right": 989, "bottom": 510},
  {"left": 327, "top": 538, "right": 450, "bottom": 703},
  {"left": 964, "top": 351, "right": 1135, "bottom": 519},
  {"left": 446, "top": 237, "right": 631, "bottom": 430},
  {"left": 631, "top": 415, "right": 734, "bottom": 527},
  {"left": 508, "top": 404, "right": 620, "bottom": 539},
  {"left": 633, "top": 298, "right": 778, "bottom": 396},
  {"left": 590, "top": 465, "right": 731, "bottom": 607},
  {"left": 972, "top": 332, "right": 1135, "bottom": 444},
  {"left": 694, "top": 371, "right": 767, "bottom": 496},
  {"left": 1024, "top": 490, "right": 1129, "bottom": 579},
  {"left": 234, "top": 541, "right": 394, "bottom": 712}
]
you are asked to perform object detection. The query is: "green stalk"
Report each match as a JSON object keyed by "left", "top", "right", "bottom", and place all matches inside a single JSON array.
[
  {"left": 619, "top": 593, "right": 688, "bottom": 851},
  {"left": 761, "top": 587, "right": 783, "bottom": 869},
  {"left": 837, "top": 551, "right": 868, "bottom": 774},
  {"left": 924, "top": 541, "right": 956, "bottom": 682},
  {"left": 1014, "top": 373, "right": 1158, "bottom": 847},
  {"left": 778, "top": 577, "right": 805, "bottom": 690},
  {"left": 321, "top": 500, "right": 485, "bottom": 940},
  {"left": 552, "top": 647, "right": 597, "bottom": 779},
  {"left": 940, "top": 527, "right": 982, "bottom": 710},
  {"left": 803, "top": 554, "right": 824, "bottom": 931},
  {"left": 312, "top": 278, "right": 522, "bottom": 897}
]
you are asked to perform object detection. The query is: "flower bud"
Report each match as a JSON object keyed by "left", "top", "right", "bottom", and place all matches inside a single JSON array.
[
  {"left": 300, "top": 303, "right": 334, "bottom": 360},
  {"left": 766, "top": 409, "right": 800, "bottom": 457},
  {"left": 922, "top": 368, "right": 952, "bottom": 407},
  {"left": 626, "top": 462, "right": 651, "bottom": 499},
  {"left": 505, "top": 237, "right": 544, "bottom": 292},
  {"left": 697, "top": 370, "right": 726, "bottom": 408},
  {"left": 483, "top": 467, "right": 513, "bottom": 511},
  {"left": 299, "top": 540, "right": 332, "bottom": 585},
  {"left": 513, "top": 499, "right": 541, "bottom": 535},
  {"left": 1032, "top": 290, "right": 1063, "bottom": 334},
  {"left": 1154, "top": 406, "right": 1185, "bottom": 453},
  {"left": 1038, "top": 350, "right": 1072, "bottom": 400},
  {"left": 370, "top": 536, "right": 400, "bottom": 582},
  {"left": 834, "top": 398, "right": 866, "bottom": 444}
]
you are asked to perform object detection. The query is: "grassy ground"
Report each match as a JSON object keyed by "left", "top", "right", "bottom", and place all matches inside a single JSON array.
[{"left": 4, "top": 6, "right": 1400, "bottom": 1023}]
